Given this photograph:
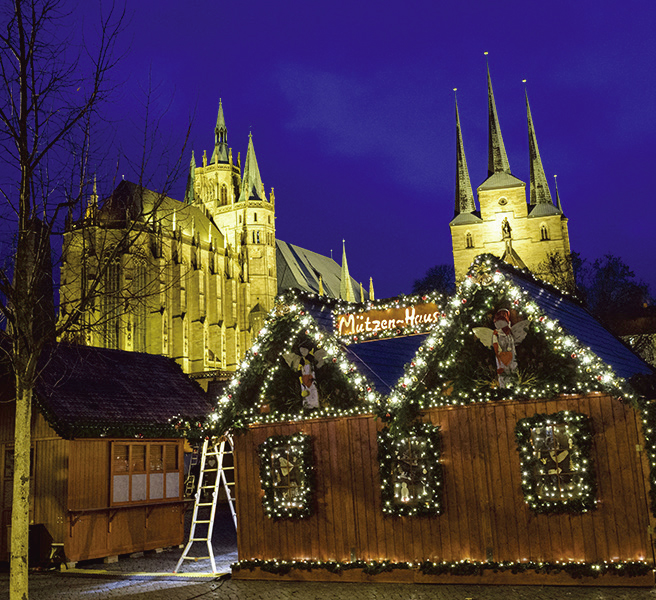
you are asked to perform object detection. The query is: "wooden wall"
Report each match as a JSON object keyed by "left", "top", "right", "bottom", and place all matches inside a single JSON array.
[
  {"left": 64, "top": 439, "right": 185, "bottom": 563},
  {"left": 234, "top": 394, "right": 655, "bottom": 574}
]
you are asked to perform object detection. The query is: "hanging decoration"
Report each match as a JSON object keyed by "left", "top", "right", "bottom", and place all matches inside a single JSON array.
[
  {"left": 258, "top": 433, "right": 314, "bottom": 519},
  {"left": 473, "top": 308, "right": 529, "bottom": 388},
  {"left": 378, "top": 423, "right": 442, "bottom": 516},
  {"left": 284, "top": 346, "right": 327, "bottom": 409},
  {"left": 515, "top": 411, "right": 596, "bottom": 514}
]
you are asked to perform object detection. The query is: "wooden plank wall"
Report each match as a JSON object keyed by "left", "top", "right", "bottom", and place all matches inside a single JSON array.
[
  {"left": 235, "top": 394, "right": 653, "bottom": 566},
  {"left": 65, "top": 440, "right": 185, "bottom": 563}
]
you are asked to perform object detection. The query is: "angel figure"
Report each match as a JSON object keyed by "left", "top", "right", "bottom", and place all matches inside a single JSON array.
[
  {"left": 283, "top": 346, "right": 327, "bottom": 408},
  {"left": 473, "top": 309, "right": 529, "bottom": 388}
]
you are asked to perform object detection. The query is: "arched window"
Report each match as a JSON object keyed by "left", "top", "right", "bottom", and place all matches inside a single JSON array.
[
  {"left": 133, "top": 262, "right": 147, "bottom": 353},
  {"left": 102, "top": 258, "right": 121, "bottom": 349},
  {"left": 254, "top": 212, "right": 258, "bottom": 222},
  {"left": 256, "top": 231, "right": 260, "bottom": 244},
  {"left": 466, "top": 232, "right": 474, "bottom": 249},
  {"left": 220, "top": 184, "right": 228, "bottom": 206},
  {"left": 540, "top": 224, "right": 549, "bottom": 241}
]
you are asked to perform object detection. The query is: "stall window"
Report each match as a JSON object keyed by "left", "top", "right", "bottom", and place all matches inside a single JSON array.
[
  {"left": 258, "top": 434, "right": 313, "bottom": 519},
  {"left": 378, "top": 423, "right": 442, "bottom": 516},
  {"left": 515, "top": 411, "right": 595, "bottom": 513},
  {"left": 111, "top": 442, "right": 181, "bottom": 505}
]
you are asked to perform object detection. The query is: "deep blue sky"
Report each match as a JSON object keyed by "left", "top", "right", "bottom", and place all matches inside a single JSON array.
[{"left": 87, "top": 0, "right": 656, "bottom": 299}]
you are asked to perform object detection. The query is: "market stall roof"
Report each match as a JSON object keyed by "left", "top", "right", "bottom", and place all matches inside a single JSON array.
[{"left": 33, "top": 343, "right": 211, "bottom": 439}]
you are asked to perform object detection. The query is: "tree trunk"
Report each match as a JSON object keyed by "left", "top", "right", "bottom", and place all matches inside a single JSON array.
[{"left": 10, "top": 375, "right": 33, "bottom": 600}]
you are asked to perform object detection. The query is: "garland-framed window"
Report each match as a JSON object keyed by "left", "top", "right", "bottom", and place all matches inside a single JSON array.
[
  {"left": 258, "top": 433, "right": 313, "bottom": 519},
  {"left": 515, "top": 411, "right": 596, "bottom": 513},
  {"left": 378, "top": 423, "right": 443, "bottom": 516}
]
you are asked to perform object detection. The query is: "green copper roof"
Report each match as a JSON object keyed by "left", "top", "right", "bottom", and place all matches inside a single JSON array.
[{"left": 487, "top": 65, "right": 512, "bottom": 177}]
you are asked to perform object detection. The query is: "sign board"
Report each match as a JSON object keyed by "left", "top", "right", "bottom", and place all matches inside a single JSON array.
[{"left": 335, "top": 302, "right": 443, "bottom": 339}]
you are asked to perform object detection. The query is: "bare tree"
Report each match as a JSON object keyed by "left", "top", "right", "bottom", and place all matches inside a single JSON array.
[{"left": 0, "top": 3, "right": 189, "bottom": 598}]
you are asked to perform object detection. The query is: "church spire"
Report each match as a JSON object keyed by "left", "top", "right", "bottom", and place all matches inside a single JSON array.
[
  {"left": 454, "top": 90, "right": 476, "bottom": 216},
  {"left": 211, "top": 99, "right": 229, "bottom": 164},
  {"left": 486, "top": 60, "right": 511, "bottom": 176},
  {"left": 238, "top": 133, "right": 265, "bottom": 202},
  {"left": 525, "top": 88, "right": 554, "bottom": 207},
  {"left": 554, "top": 174, "right": 564, "bottom": 214},
  {"left": 184, "top": 151, "right": 196, "bottom": 204},
  {"left": 340, "top": 240, "right": 353, "bottom": 302},
  {"left": 369, "top": 277, "right": 375, "bottom": 301}
]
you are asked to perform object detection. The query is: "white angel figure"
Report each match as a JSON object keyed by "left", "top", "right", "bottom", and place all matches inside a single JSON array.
[
  {"left": 473, "top": 309, "right": 529, "bottom": 388},
  {"left": 283, "top": 346, "right": 327, "bottom": 408}
]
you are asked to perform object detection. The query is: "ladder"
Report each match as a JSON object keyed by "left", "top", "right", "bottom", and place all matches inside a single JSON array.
[{"left": 174, "top": 435, "right": 236, "bottom": 573}]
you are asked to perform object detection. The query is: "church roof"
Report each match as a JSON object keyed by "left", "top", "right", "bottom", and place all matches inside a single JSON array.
[
  {"left": 238, "top": 133, "right": 265, "bottom": 202},
  {"left": 99, "top": 180, "right": 224, "bottom": 248},
  {"left": 477, "top": 171, "right": 525, "bottom": 191},
  {"left": 276, "top": 239, "right": 364, "bottom": 301},
  {"left": 487, "top": 64, "right": 512, "bottom": 177},
  {"left": 528, "top": 202, "right": 562, "bottom": 217},
  {"left": 31, "top": 343, "right": 211, "bottom": 439},
  {"left": 450, "top": 211, "right": 482, "bottom": 226}
]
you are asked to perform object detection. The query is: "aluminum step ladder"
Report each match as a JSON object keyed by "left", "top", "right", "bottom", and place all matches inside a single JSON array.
[{"left": 174, "top": 435, "right": 236, "bottom": 573}]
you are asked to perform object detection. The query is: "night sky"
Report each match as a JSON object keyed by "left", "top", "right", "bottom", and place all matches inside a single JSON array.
[{"left": 85, "top": 0, "right": 656, "bottom": 299}]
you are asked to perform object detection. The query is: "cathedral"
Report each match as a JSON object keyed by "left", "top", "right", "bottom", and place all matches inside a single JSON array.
[
  {"left": 450, "top": 67, "right": 572, "bottom": 282},
  {"left": 59, "top": 101, "right": 366, "bottom": 375},
  {"left": 59, "top": 69, "right": 573, "bottom": 377}
]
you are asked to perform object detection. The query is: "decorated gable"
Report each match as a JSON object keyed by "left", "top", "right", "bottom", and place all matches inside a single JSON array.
[{"left": 208, "top": 294, "right": 379, "bottom": 434}]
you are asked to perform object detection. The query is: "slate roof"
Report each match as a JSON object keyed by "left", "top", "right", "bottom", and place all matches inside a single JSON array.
[
  {"left": 276, "top": 240, "right": 365, "bottom": 301},
  {"left": 346, "top": 335, "right": 428, "bottom": 395},
  {"left": 497, "top": 263, "right": 654, "bottom": 381},
  {"left": 477, "top": 171, "right": 525, "bottom": 191},
  {"left": 33, "top": 343, "right": 211, "bottom": 439}
]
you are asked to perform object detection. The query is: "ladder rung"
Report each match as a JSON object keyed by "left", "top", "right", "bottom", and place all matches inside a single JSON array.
[
  {"left": 182, "top": 555, "right": 211, "bottom": 560},
  {"left": 190, "top": 538, "right": 210, "bottom": 542},
  {"left": 203, "top": 469, "right": 219, "bottom": 473},
  {"left": 196, "top": 502, "right": 214, "bottom": 507},
  {"left": 193, "top": 520, "right": 211, "bottom": 524}
]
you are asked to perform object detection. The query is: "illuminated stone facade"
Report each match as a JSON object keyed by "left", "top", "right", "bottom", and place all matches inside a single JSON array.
[
  {"left": 60, "top": 101, "right": 277, "bottom": 374},
  {"left": 450, "top": 72, "right": 571, "bottom": 283}
]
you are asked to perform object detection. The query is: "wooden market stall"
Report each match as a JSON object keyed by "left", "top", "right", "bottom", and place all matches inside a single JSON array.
[
  {"left": 212, "top": 257, "right": 656, "bottom": 586},
  {"left": 0, "top": 343, "right": 211, "bottom": 564}
]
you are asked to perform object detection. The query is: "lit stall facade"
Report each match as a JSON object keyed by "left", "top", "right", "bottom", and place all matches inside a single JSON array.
[
  {"left": 0, "top": 344, "right": 210, "bottom": 564},
  {"left": 209, "top": 257, "right": 656, "bottom": 586}
]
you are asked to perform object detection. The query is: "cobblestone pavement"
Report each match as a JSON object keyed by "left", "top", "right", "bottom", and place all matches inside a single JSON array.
[{"left": 2, "top": 506, "right": 656, "bottom": 599}]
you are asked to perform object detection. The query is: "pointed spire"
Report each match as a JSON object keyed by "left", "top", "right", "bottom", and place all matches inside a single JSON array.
[
  {"left": 369, "top": 277, "right": 375, "bottom": 301},
  {"left": 486, "top": 57, "right": 511, "bottom": 176},
  {"left": 211, "top": 99, "right": 229, "bottom": 164},
  {"left": 454, "top": 89, "right": 476, "bottom": 216},
  {"left": 86, "top": 174, "right": 98, "bottom": 220},
  {"left": 554, "top": 174, "right": 564, "bottom": 214},
  {"left": 184, "top": 151, "right": 196, "bottom": 204},
  {"left": 239, "top": 133, "right": 265, "bottom": 202},
  {"left": 360, "top": 282, "right": 365, "bottom": 303},
  {"left": 525, "top": 87, "right": 554, "bottom": 207},
  {"left": 318, "top": 274, "right": 324, "bottom": 296},
  {"left": 340, "top": 240, "right": 353, "bottom": 302}
]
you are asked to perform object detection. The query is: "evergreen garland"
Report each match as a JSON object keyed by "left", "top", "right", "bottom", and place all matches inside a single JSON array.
[
  {"left": 232, "top": 558, "right": 651, "bottom": 579},
  {"left": 258, "top": 433, "right": 314, "bottom": 519},
  {"left": 378, "top": 423, "right": 443, "bottom": 516},
  {"left": 515, "top": 411, "right": 596, "bottom": 514}
]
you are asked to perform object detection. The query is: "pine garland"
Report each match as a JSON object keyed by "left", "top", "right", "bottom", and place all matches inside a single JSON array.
[
  {"left": 378, "top": 423, "right": 443, "bottom": 516},
  {"left": 258, "top": 433, "right": 314, "bottom": 519},
  {"left": 232, "top": 558, "right": 652, "bottom": 579},
  {"left": 515, "top": 411, "right": 596, "bottom": 513}
]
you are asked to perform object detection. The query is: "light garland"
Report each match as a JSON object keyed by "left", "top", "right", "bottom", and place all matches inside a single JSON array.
[
  {"left": 384, "top": 254, "right": 637, "bottom": 434},
  {"left": 258, "top": 433, "right": 314, "bottom": 519},
  {"left": 232, "top": 558, "right": 652, "bottom": 579},
  {"left": 378, "top": 423, "right": 443, "bottom": 516},
  {"left": 515, "top": 411, "right": 596, "bottom": 513}
]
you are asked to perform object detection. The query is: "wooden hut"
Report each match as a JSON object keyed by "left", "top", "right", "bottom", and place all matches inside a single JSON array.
[
  {"left": 210, "top": 256, "right": 656, "bottom": 586},
  {"left": 0, "top": 343, "right": 211, "bottom": 564}
]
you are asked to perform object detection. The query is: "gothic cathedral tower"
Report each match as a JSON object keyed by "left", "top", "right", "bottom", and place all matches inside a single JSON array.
[
  {"left": 192, "top": 101, "right": 277, "bottom": 353},
  {"left": 450, "top": 68, "right": 571, "bottom": 283}
]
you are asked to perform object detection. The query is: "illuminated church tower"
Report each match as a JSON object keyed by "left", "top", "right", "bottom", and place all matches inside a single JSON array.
[
  {"left": 450, "top": 68, "right": 571, "bottom": 283},
  {"left": 192, "top": 101, "right": 277, "bottom": 353}
]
